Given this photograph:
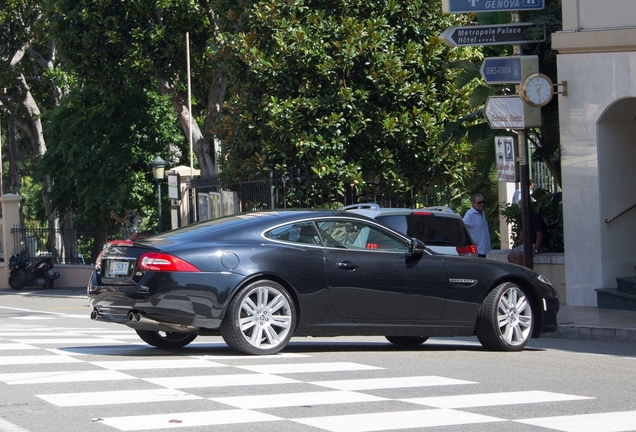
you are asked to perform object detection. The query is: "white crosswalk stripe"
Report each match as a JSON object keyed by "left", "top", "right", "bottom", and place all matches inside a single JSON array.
[{"left": 0, "top": 322, "right": 632, "bottom": 432}]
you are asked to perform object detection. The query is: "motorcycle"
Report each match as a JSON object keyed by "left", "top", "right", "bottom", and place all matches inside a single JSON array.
[{"left": 8, "top": 249, "right": 60, "bottom": 290}]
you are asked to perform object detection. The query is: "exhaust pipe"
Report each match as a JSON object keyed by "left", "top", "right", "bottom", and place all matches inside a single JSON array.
[
  {"left": 90, "top": 309, "right": 99, "bottom": 320},
  {"left": 126, "top": 310, "right": 199, "bottom": 333}
]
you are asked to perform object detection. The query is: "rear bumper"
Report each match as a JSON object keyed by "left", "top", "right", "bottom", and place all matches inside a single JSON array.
[{"left": 87, "top": 270, "right": 244, "bottom": 330}]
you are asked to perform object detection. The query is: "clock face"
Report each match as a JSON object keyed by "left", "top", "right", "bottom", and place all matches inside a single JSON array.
[{"left": 521, "top": 73, "right": 553, "bottom": 107}]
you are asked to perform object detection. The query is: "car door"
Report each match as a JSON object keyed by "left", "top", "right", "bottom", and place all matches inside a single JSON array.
[{"left": 317, "top": 219, "right": 449, "bottom": 321}]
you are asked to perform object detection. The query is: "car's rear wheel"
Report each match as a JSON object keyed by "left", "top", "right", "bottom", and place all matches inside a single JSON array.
[
  {"left": 220, "top": 280, "right": 296, "bottom": 355},
  {"left": 385, "top": 336, "right": 429, "bottom": 346},
  {"left": 135, "top": 330, "right": 197, "bottom": 349},
  {"left": 476, "top": 282, "right": 534, "bottom": 351}
]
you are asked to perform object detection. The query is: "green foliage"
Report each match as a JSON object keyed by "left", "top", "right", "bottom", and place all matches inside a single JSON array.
[
  {"left": 500, "top": 189, "right": 564, "bottom": 251},
  {"left": 41, "top": 86, "right": 184, "bottom": 229},
  {"left": 212, "top": 0, "right": 480, "bottom": 208}
]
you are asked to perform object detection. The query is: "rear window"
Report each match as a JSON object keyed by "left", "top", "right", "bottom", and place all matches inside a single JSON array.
[{"left": 375, "top": 214, "right": 472, "bottom": 247}]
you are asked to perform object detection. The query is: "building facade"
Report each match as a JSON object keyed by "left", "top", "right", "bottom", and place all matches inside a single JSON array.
[{"left": 553, "top": 0, "right": 636, "bottom": 305}]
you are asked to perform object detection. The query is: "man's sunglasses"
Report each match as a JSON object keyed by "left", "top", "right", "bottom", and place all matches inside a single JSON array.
[{"left": 476, "top": 200, "right": 485, "bottom": 204}]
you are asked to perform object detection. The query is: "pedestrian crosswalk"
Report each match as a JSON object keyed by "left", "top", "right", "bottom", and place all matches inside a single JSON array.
[{"left": 1, "top": 320, "right": 636, "bottom": 432}]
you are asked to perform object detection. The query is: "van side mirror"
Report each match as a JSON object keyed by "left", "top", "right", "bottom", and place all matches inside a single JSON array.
[{"left": 409, "top": 238, "right": 425, "bottom": 255}]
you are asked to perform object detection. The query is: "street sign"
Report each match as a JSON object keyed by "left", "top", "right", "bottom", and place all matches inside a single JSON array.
[
  {"left": 440, "top": 23, "right": 545, "bottom": 47},
  {"left": 495, "top": 136, "right": 517, "bottom": 182},
  {"left": 442, "top": 0, "right": 545, "bottom": 14},
  {"left": 480, "top": 55, "right": 538, "bottom": 84},
  {"left": 484, "top": 96, "right": 541, "bottom": 129}
]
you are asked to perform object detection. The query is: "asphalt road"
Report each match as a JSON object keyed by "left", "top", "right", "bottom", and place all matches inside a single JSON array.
[{"left": 1, "top": 288, "right": 635, "bottom": 432}]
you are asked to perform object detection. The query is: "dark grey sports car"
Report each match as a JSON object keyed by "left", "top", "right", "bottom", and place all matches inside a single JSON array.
[{"left": 88, "top": 210, "right": 559, "bottom": 355}]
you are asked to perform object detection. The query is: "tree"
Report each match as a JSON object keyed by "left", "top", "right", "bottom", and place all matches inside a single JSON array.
[
  {"left": 50, "top": 0, "right": 227, "bottom": 178},
  {"left": 0, "top": 0, "right": 66, "bottom": 204},
  {"left": 212, "top": 0, "right": 481, "bottom": 207},
  {"left": 41, "top": 86, "right": 184, "bottom": 230}
]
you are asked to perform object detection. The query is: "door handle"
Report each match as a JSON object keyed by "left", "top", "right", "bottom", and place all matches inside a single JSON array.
[{"left": 336, "top": 261, "right": 358, "bottom": 270}]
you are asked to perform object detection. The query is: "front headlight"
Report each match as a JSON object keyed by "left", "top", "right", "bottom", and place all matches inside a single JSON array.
[{"left": 537, "top": 274, "right": 552, "bottom": 286}]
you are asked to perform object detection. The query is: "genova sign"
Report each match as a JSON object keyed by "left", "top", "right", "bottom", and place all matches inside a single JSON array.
[
  {"left": 442, "top": 0, "right": 545, "bottom": 14},
  {"left": 484, "top": 96, "right": 541, "bottom": 129},
  {"left": 480, "top": 55, "right": 538, "bottom": 84},
  {"left": 440, "top": 23, "right": 544, "bottom": 47}
]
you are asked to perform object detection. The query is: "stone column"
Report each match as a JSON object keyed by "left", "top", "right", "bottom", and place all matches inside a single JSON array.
[{"left": 0, "top": 194, "right": 22, "bottom": 289}]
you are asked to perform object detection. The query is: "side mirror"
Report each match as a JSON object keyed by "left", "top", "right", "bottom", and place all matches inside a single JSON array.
[{"left": 409, "top": 238, "right": 426, "bottom": 255}]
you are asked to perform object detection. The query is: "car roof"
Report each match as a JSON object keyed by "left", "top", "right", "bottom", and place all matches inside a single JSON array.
[{"left": 340, "top": 203, "right": 462, "bottom": 220}]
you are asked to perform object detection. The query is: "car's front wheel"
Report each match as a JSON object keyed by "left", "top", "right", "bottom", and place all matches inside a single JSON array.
[
  {"left": 220, "top": 280, "right": 296, "bottom": 355},
  {"left": 476, "top": 282, "right": 534, "bottom": 351},
  {"left": 385, "top": 336, "right": 429, "bottom": 346},
  {"left": 135, "top": 330, "right": 198, "bottom": 349}
]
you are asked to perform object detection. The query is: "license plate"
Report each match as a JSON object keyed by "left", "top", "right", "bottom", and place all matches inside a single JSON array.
[{"left": 109, "top": 261, "right": 129, "bottom": 275}]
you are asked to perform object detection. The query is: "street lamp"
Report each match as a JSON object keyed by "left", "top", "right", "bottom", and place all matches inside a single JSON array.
[{"left": 150, "top": 154, "right": 166, "bottom": 232}]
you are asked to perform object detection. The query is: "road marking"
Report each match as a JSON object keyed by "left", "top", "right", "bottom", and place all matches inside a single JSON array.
[
  {"left": 100, "top": 409, "right": 281, "bottom": 431},
  {"left": 0, "top": 355, "right": 83, "bottom": 365},
  {"left": 515, "top": 410, "right": 636, "bottom": 432},
  {"left": 211, "top": 390, "right": 387, "bottom": 409},
  {"left": 0, "top": 369, "right": 135, "bottom": 385},
  {"left": 91, "top": 359, "right": 227, "bottom": 370},
  {"left": 310, "top": 375, "right": 476, "bottom": 391},
  {"left": 403, "top": 390, "right": 593, "bottom": 409},
  {"left": 237, "top": 362, "right": 383, "bottom": 374},
  {"left": 37, "top": 388, "right": 201, "bottom": 407},
  {"left": 0, "top": 417, "right": 31, "bottom": 432},
  {"left": 0, "top": 343, "right": 39, "bottom": 350},
  {"left": 145, "top": 373, "right": 300, "bottom": 388},
  {"left": 8, "top": 338, "right": 126, "bottom": 344},
  {"left": 293, "top": 409, "right": 504, "bottom": 432}
]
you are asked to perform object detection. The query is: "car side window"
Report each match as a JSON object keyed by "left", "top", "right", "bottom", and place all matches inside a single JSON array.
[
  {"left": 316, "top": 220, "right": 409, "bottom": 252},
  {"left": 265, "top": 222, "right": 322, "bottom": 245}
]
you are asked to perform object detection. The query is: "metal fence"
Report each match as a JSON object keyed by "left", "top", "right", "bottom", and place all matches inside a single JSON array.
[
  {"left": 11, "top": 174, "right": 455, "bottom": 265},
  {"left": 190, "top": 173, "right": 455, "bottom": 215},
  {"left": 11, "top": 226, "right": 121, "bottom": 265}
]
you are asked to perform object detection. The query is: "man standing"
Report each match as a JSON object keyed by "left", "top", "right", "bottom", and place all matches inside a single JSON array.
[{"left": 463, "top": 194, "right": 491, "bottom": 258}]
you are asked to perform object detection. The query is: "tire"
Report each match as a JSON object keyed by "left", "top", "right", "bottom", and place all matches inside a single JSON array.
[
  {"left": 385, "top": 336, "right": 429, "bottom": 346},
  {"left": 135, "top": 330, "right": 198, "bottom": 349},
  {"left": 476, "top": 282, "right": 534, "bottom": 351},
  {"left": 220, "top": 280, "right": 296, "bottom": 355},
  {"left": 8, "top": 276, "right": 24, "bottom": 290}
]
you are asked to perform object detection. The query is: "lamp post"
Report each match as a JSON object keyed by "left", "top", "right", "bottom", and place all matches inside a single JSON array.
[{"left": 150, "top": 154, "right": 166, "bottom": 232}]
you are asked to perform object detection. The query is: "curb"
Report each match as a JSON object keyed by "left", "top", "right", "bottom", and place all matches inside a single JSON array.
[{"left": 542, "top": 325, "right": 636, "bottom": 342}]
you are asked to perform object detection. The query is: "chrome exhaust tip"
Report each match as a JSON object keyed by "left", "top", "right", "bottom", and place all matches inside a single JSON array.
[{"left": 90, "top": 309, "right": 99, "bottom": 320}]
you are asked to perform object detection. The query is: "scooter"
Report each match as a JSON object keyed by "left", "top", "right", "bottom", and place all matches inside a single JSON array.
[{"left": 8, "top": 249, "right": 60, "bottom": 290}]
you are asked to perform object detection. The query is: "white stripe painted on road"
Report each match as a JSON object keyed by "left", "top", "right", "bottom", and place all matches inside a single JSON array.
[
  {"left": 100, "top": 409, "right": 282, "bottom": 431},
  {"left": 10, "top": 316, "right": 56, "bottom": 320},
  {"left": 0, "top": 343, "right": 39, "bottom": 350},
  {"left": 0, "top": 369, "right": 135, "bottom": 385},
  {"left": 193, "top": 352, "right": 309, "bottom": 359},
  {"left": 145, "top": 373, "right": 300, "bottom": 389},
  {"left": 37, "top": 388, "right": 201, "bottom": 407},
  {"left": 516, "top": 410, "right": 636, "bottom": 432},
  {"left": 293, "top": 409, "right": 504, "bottom": 432},
  {"left": 91, "top": 359, "right": 227, "bottom": 370},
  {"left": 237, "top": 362, "right": 383, "bottom": 374},
  {"left": 310, "top": 375, "right": 477, "bottom": 391},
  {"left": 8, "top": 338, "right": 126, "bottom": 344},
  {"left": 0, "top": 417, "right": 31, "bottom": 432},
  {"left": 211, "top": 390, "right": 387, "bottom": 409},
  {"left": 0, "top": 355, "right": 83, "bottom": 365},
  {"left": 403, "top": 390, "right": 592, "bottom": 409}
]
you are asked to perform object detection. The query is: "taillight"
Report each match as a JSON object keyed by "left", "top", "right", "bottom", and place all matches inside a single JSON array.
[
  {"left": 411, "top": 211, "right": 433, "bottom": 216},
  {"left": 108, "top": 240, "right": 134, "bottom": 246},
  {"left": 366, "top": 243, "right": 379, "bottom": 249},
  {"left": 457, "top": 244, "right": 478, "bottom": 257},
  {"left": 95, "top": 251, "right": 103, "bottom": 271},
  {"left": 138, "top": 253, "right": 201, "bottom": 272}
]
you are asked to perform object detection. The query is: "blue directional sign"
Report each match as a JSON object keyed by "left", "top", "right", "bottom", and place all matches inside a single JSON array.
[
  {"left": 480, "top": 55, "right": 538, "bottom": 84},
  {"left": 442, "top": 0, "right": 545, "bottom": 14}
]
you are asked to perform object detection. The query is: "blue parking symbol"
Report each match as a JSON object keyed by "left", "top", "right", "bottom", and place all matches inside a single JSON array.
[{"left": 504, "top": 139, "right": 514, "bottom": 161}]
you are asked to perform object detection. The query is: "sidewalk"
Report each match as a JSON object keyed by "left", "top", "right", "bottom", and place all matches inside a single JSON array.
[{"left": 543, "top": 304, "right": 636, "bottom": 342}]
